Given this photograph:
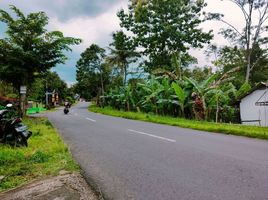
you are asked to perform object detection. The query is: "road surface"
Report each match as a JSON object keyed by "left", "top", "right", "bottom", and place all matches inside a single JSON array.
[{"left": 47, "top": 102, "right": 268, "bottom": 200}]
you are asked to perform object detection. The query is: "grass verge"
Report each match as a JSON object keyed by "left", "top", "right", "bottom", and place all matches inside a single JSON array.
[
  {"left": 90, "top": 105, "right": 268, "bottom": 140},
  {"left": 0, "top": 117, "right": 79, "bottom": 192}
]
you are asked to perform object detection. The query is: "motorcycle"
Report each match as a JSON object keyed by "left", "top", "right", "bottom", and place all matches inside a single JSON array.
[
  {"left": 63, "top": 102, "right": 71, "bottom": 114},
  {"left": 0, "top": 104, "right": 32, "bottom": 147},
  {"left": 63, "top": 106, "right": 69, "bottom": 114}
]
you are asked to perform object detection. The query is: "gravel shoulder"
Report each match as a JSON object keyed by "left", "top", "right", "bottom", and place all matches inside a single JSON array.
[{"left": 0, "top": 171, "right": 99, "bottom": 200}]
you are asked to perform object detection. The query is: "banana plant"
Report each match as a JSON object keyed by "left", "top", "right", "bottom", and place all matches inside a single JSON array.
[
  {"left": 155, "top": 78, "right": 175, "bottom": 115},
  {"left": 185, "top": 73, "right": 218, "bottom": 120},
  {"left": 171, "top": 82, "right": 187, "bottom": 117},
  {"left": 123, "top": 84, "right": 136, "bottom": 111},
  {"left": 185, "top": 66, "right": 238, "bottom": 120},
  {"left": 137, "top": 77, "right": 164, "bottom": 114},
  {"left": 206, "top": 83, "right": 237, "bottom": 122}
]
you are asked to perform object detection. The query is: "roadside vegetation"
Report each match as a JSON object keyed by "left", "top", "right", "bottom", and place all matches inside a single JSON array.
[
  {"left": 90, "top": 105, "right": 268, "bottom": 140},
  {"left": 0, "top": 117, "right": 79, "bottom": 192},
  {"left": 74, "top": 0, "right": 268, "bottom": 129},
  {"left": 1, "top": 1, "right": 268, "bottom": 124}
]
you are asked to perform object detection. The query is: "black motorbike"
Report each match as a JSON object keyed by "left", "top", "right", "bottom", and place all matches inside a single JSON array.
[
  {"left": 63, "top": 102, "right": 71, "bottom": 114},
  {"left": 0, "top": 105, "right": 32, "bottom": 147},
  {"left": 63, "top": 107, "right": 69, "bottom": 114}
]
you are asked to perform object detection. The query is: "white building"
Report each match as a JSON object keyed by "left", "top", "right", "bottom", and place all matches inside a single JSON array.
[{"left": 239, "top": 83, "right": 268, "bottom": 126}]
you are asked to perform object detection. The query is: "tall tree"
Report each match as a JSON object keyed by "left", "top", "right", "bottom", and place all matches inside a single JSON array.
[
  {"left": 107, "top": 31, "right": 139, "bottom": 86},
  {"left": 0, "top": 5, "right": 81, "bottom": 114},
  {"left": 206, "top": 44, "right": 268, "bottom": 87},
  {"left": 28, "top": 71, "right": 68, "bottom": 103},
  {"left": 76, "top": 44, "right": 109, "bottom": 100},
  {"left": 118, "top": 0, "right": 213, "bottom": 73},
  {"left": 209, "top": 0, "right": 268, "bottom": 83}
]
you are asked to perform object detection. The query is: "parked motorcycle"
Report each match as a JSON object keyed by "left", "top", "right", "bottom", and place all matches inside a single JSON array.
[{"left": 0, "top": 104, "right": 32, "bottom": 147}]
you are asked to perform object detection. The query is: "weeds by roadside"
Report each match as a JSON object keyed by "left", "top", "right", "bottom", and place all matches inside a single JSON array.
[
  {"left": 0, "top": 117, "right": 79, "bottom": 192},
  {"left": 89, "top": 105, "right": 268, "bottom": 140}
]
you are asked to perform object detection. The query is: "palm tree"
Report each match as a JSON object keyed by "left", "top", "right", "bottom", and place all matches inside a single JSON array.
[{"left": 106, "top": 31, "right": 139, "bottom": 86}]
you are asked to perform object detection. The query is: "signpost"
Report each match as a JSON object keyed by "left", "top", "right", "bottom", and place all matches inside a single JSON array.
[
  {"left": 20, "top": 86, "right": 27, "bottom": 116},
  {"left": 20, "top": 86, "right": 27, "bottom": 94}
]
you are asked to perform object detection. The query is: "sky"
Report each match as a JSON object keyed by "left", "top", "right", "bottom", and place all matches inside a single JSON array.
[{"left": 0, "top": 0, "right": 247, "bottom": 86}]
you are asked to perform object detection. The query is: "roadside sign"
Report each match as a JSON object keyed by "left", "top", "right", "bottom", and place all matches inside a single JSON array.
[{"left": 20, "top": 86, "right": 27, "bottom": 94}]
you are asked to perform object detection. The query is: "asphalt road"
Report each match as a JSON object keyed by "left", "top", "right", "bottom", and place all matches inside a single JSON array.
[{"left": 47, "top": 102, "right": 268, "bottom": 200}]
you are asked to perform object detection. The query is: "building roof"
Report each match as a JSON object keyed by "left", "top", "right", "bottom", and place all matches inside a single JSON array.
[
  {"left": 237, "top": 82, "right": 268, "bottom": 102},
  {"left": 0, "top": 96, "right": 18, "bottom": 103}
]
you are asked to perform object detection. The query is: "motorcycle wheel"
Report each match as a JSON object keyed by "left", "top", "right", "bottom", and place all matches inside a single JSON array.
[
  {"left": 64, "top": 108, "right": 69, "bottom": 114},
  {"left": 14, "top": 134, "right": 28, "bottom": 147}
]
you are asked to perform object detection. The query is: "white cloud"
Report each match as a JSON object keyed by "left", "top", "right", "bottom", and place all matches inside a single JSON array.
[{"left": 47, "top": 0, "right": 127, "bottom": 54}]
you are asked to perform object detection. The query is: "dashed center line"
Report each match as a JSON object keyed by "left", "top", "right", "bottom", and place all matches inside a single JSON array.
[
  {"left": 86, "top": 117, "right": 96, "bottom": 122},
  {"left": 128, "top": 129, "right": 176, "bottom": 143}
]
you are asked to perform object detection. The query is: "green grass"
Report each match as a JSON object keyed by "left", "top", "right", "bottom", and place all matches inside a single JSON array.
[
  {"left": 89, "top": 105, "right": 268, "bottom": 140},
  {"left": 0, "top": 117, "right": 79, "bottom": 192}
]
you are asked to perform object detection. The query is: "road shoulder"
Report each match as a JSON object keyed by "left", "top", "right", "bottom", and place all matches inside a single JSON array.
[{"left": 0, "top": 171, "right": 98, "bottom": 200}]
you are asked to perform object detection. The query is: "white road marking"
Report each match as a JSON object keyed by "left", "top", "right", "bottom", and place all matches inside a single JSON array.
[
  {"left": 128, "top": 129, "right": 176, "bottom": 143},
  {"left": 86, "top": 117, "right": 96, "bottom": 122}
]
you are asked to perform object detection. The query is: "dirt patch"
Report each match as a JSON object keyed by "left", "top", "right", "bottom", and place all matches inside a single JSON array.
[{"left": 0, "top": 171, "right": 98, "bottom": 200}]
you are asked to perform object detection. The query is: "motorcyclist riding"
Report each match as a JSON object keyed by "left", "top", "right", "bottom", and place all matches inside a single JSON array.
[{"left": 63, "top": 101, "right": 71, "bottom": 114}]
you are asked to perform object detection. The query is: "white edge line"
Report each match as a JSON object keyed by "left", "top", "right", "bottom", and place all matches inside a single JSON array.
[
  {"left": 86, "top": 117, "right": 96, "bottom": 122},
  {"left": 128, "top": 129, "right": 176, "bottom": 143}
]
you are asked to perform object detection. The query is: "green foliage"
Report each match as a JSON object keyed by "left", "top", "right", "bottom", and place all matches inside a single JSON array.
[
  {"left": 236, "top": 82, "right": 251, "bottom": 98},
  {"left": 0, "top": 150, "right": 24, "bottom": 166},
  {"left": 75, "top": 44, "right": 110, "bottom": 100},
  {"left": 185, "top": 74, "right": 218, "bottom": 117},
  {"left": 171, "top": 82, "right": 187, "bottom": 116},
  {"left": 29, "top": 150, "right": 49, "bottom": 163},
  {"left": 90, "top": 105, "right": 268, "bottom": 140},
  {"left": 101, "top": 67, "right": 242, "bottom": 122},
  {"left": 209, "top": 0, "right": 268, "bottom": 83},
  {"left": 0, "top": 117, "right": 79, "bottom": 192},
  {"left": 206, "top": 44, "right": 268, "bottom": 87},
  {"left": 0, "top": 5, "right": 81, "bottom": 89},
  {"left": 118, "top": 0, "right": 213, "bottom": 72},
  {"left": 0, "top": 81, "right": 17, "bottom": 98},
  {"left": 107, "top": 31, "right": 139, "bottom": 85},
  {"left": 27, "top": 71, "right": 69, "bottom": 103}
]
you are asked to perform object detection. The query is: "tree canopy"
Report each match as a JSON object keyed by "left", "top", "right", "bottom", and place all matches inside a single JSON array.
[
  {"left": 0, "top": 5, "right": 81, "bottom": 89},
  {"left": 107, "top": 31, "right": 139, "bottom": 85},
  {"left": 76, "top": 44, "right": 110, "bottom": 100},
  {"left": 209, "top": 0, "right": 268, "bottom": 83},
  {"left": 117, "top": 0, "right": 213, "bottom": 73}
]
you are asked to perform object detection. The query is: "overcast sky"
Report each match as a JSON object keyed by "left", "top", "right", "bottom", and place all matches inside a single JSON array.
[{"left": 0, "top": 0, "right": 247, "bottom": 85}]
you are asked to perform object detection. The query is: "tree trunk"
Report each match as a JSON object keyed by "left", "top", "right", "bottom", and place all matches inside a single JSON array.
[
  {"left": 245, "top": 2, "right": 253, "bottom": 83},
  {"left": 216, "top": 98, "right": 219, "bottom": 123},
  {"left": 100, "top": 71, "right": 104, "bottom": 96},
  {"left": 202, "top": 96, "right": 207, "bottom": 120},
  {"left": 245, "top": 59, "right": 251, "bottom": 83},
  {"left": 180, "top": 104, "right": 185, "bottom": 118},
  {"left": 123, "top": 63, "right": 127, "bottom": 86},
  {"left": 126, "top": 101, "right": 130, "bottom": 111}
]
